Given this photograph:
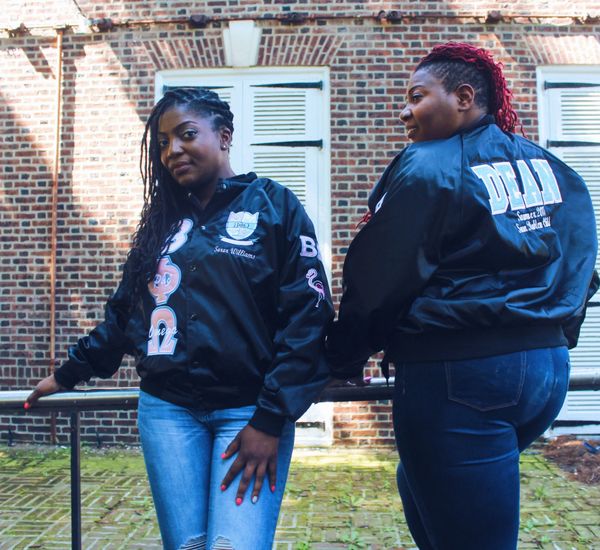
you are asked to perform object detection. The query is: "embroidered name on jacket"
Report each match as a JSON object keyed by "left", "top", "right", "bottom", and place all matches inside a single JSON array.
[{"left": 471, "top": 159, "right": 563, "bottom": 233}]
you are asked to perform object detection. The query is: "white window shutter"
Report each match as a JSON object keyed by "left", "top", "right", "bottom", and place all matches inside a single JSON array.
[
  {"left": 252, "top": 88, "right": 308, "bottom": 136},
  {"left": 160, "top": 84, "right": 234, "bottom": 105},
  {"left": 539, "top": 69, "right": 600, "bottom": 424},
  {"left": 252, "top": 150, "right": 308, "bottom": 203},
  {"left": 556, "top": 146, "right": 600, "bottom": 422},
  {"left": 551, "top": 88, "right": 600, "bottom": 140},
  {"left": 246, "top": 85, "right": 323, "bottom": 222},
  {"left": 561, "top": 149, "right": 600, "bottom": 275}
]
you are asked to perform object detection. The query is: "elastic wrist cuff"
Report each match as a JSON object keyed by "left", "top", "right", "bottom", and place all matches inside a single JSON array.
[
  {"left": 249, "top": 408, "right": 286, "bottom": 437},
  {"left": 53, "top": 367, "right": 81, "bottom": 390}
]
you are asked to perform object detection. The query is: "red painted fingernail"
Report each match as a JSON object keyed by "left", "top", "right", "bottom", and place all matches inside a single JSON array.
[
  {"left": 271, "top": 485, "right": 276, "bottom": 493},
  {"left": 24, "top": 402, "right": 30, "bottom": 410},
  {"left": 220, "top": 484, "right": 226, "bottom": 492},
  {"left": 235, "top": 497, "right": 242, "bottom": 506},
  {"left": 221, "top": 453, "right": 227, "bottom": 459}
]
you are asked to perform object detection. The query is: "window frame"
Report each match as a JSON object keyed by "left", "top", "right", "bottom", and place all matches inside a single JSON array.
[{"left": 537, "top": 65, "right": 600, "bottom": 425}]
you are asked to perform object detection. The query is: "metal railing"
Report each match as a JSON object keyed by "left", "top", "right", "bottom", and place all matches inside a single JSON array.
[{"left": 1, "top": 370, "right": 599, "bottom": 550}]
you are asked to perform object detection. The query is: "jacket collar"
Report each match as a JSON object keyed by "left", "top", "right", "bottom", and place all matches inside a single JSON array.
[
  {"left": 457, "top": 114, "right": 496, "bottom": 136},
  {"left": 186, "top": 172, "right": 258, "bottom": 218},
  {"left": 216, "top": 172, "right": 258, "bottom": 193}
]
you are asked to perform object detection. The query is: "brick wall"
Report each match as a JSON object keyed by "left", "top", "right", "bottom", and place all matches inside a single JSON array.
[
  {"left": 10, "top": 0, "right": 591, "bottom": 23},
  {"left": 1, "top": 1, "right": 599, "bottom": 447}
]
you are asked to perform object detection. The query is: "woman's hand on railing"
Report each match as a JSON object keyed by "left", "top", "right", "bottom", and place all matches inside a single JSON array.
[{"left": 25, "top": 374, "right": 65, "bottom": 409}]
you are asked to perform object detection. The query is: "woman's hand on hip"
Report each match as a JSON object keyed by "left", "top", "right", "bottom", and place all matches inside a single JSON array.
[
  {"left": 220, "top": 424, "right": 279, "bottom": 505},
  {"left": 25, "top": 374, "right": 65, "bottom": 409}
]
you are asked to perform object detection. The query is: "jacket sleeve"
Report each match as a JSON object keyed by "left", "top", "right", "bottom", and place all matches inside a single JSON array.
[
  {"left": 53, "top": 274, "right": 136, "bottom": 389},
  {"left": 327, "top": 154, "right": 453, "bottom": 378},
  {"left": 249, "top": 188, "right": 334, "bottom": 437},
  {"left": 562, "top": 269, "right": 600, "bottom": 349}
]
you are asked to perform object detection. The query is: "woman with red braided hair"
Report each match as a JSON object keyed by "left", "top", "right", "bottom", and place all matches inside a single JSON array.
[{"left": 327, "top": 43, "right": 598, "bottom": 548}]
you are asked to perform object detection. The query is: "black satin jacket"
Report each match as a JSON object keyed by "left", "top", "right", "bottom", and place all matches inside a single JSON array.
[
  {"left": 54, "top": 174, "right": 334, "bottom": 436},
  {"left": 328, "top": 118, "right": 598, "bottom": 377}
]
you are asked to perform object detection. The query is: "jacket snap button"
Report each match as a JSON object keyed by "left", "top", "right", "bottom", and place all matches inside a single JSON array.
[
  {"left": 190, "top": 264, "right": 197, "bottom": 271},
  {"left": 190, "top": 313, "right": 199, "bottom": 321}
]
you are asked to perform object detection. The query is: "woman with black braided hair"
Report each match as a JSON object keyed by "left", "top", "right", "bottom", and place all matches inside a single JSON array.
[
  {"left": 327, "top": 43, "right": 597, "bottom": 548},
  {"left": 27, "top": 88, "right": 333, "bottom": 549}
]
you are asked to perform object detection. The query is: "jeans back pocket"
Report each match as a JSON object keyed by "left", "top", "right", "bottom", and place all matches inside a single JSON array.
[{"left": 445, "top": 351, "right": 526, "bottom": 412}]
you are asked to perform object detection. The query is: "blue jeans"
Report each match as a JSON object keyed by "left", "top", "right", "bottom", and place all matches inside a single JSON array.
[
  {"left": 138, "top": 391, "right": 295, "bottom": 550},
  {"left": 392, "top": 346, "right": 570, "bottom": 550}
]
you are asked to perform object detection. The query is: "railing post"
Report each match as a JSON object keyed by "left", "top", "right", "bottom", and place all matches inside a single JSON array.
[{"left": 70, "top": 411, "right": 81, "bottom": 550}]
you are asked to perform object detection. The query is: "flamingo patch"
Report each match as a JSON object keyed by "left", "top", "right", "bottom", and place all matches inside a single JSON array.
[{"left": 306, "top": 268, "right": 325, "bottom": 308}]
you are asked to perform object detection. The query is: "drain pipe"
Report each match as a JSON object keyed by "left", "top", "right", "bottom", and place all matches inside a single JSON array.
[{"left": 49, "top": 28, "right": 65, "bottom": 444}]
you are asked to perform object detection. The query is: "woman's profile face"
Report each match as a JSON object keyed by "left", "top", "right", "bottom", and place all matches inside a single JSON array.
[
  {"left": 157, "top": 104, "right": 231, "bottom": 192},
  {"left": 400, "top": 68, "right": 464, "bottom": 142}
]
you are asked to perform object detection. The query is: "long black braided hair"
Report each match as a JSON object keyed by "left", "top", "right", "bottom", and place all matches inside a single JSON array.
[{"left": 123, "top": 87, "right": 234, "bottom": 297}]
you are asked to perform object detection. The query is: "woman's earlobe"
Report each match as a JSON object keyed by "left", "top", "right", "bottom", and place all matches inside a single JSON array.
[
  {"left": 220, "top": 136, "right": 231, "bottom": 151},
  {"left": 220, "top": 128, "right": 233, "bottom": 151}
]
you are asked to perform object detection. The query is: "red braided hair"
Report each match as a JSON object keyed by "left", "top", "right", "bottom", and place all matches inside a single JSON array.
[{"left": 417, "top": 42, "right": 520, "bottom": 134}]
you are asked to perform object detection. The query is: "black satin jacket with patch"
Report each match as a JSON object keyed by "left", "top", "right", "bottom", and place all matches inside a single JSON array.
[
  {"left": 54, "top": 174, "right": 334, "bottom": 436},
  {"left": 328, "top": 118, "right": 598, "bottom": 377}
]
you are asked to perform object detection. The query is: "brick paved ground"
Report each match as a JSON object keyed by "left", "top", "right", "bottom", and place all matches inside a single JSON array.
[{"left": 0, "top": 444, "right": 598, "bottom": 549}]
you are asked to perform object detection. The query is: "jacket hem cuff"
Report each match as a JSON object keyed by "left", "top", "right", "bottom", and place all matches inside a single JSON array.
[
  {"left": 249, "top": 408, "right": 286, "bottom": 437},
  {"left": 386, "top": 324, "right": 567, "bottom": 362},
  {"left": 53, "top": 367, "right": 81, "bottom": 390}
]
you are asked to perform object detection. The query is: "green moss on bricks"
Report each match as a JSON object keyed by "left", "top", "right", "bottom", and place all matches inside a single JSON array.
[{"left": 0, "top": 446, "right": 598, "bottom": 548}]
